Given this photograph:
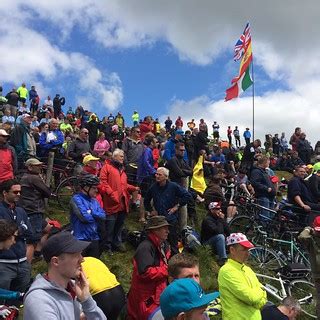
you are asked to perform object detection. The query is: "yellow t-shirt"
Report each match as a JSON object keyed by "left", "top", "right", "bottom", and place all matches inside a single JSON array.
[{"left": 82, "top": 257, "right": 120, "bottom": 295}]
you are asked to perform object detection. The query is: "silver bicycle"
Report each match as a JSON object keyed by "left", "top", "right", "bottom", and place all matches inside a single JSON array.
[{"left": 256, "top": 269, "right": 316, "bottom": 318}]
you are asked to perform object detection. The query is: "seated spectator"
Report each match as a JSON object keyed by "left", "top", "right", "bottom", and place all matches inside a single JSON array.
[
  {"left": 201, "top": 202, "right": 230, "bottom": 266},
  {"left": 30, "top": 115, "right": 39, "bottom": 129},
  {"left": 2, "top": 109, "right": 15, "bottom": 128},
  {"left": 160, "top": 278, "right": 217, "bottom": 320},
  {"left": 81, "top": 257, "right": 126, "bottom": 320},
  {"left": 127, "top": 216, "right": 171, "bottom": 320},
  {"left": 261, "top": 297, "right": 301, "bottom": 320},
  {"left": 287, "top": 165, "right": 320, "bottom": 225},
  {"left": 23, "top": 232, "right": 106, "bottom": 320},
  {"left": 70, "top": 174, "right": 106, "bottom": 258},
  {"left": 59, "top": 117, "right": 73, "bottom": 135},
  {"left": 234, "top": 168, "right": 254, "bottom": 197}
]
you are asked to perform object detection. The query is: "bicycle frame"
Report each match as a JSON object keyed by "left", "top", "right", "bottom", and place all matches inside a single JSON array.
[{"left": 256, "top": 273, "right": 288, "bottom": 301}]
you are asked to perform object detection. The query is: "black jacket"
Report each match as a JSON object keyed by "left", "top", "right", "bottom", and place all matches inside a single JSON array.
[
  {"left": 250, "top": 166, "right": 276, "bottom": 199},
  {"left": 201, "top": 214, "right": 230, "bottom": 243},
  {"left": 67, "top": 138, "right": 91, "bottom": 163},
  {"left": 18, "top": 172, "right": 52, "bottom": 214},
  {"left": 0, "top": 201, "right": 33, "bottom": 261},
  {"left": 166, "top": 155, "right": 192, "bottom": 184}
]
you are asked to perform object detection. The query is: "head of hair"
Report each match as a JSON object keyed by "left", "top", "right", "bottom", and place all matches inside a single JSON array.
[
  {"left": 98, "top": 131, "right": 105, "bottom": 138},
  {"left": 281, "top": 296, "right": 301, "bottom": 312},
  {"left": 168, "top": 253, "right": 199, "bottom": 279},
  {"left": 112, "top": 148, "right": 124, "bottom": 158},
  {"left": 157, "top": 167, "right": 169, "bottom": 177},
  {"left": 131, "top": 126, "right": 140, "bottom": 134},
  {"left": 175, "top": 142, "right": 185, "bottom": 150},
  {"left": 257, "top": 155, "right": 270, "bottom": 166},
  {"left": 144, "top": 136, "right": 155, "bottom": 146},
  {"left": 0, "top": 219, "right": 18, "bottom": 242},
  {"left": 0, "top": 179, "right": 20, "bottom": 194}
]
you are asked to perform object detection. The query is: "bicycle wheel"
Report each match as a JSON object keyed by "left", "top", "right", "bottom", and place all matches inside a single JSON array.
[
  {"left": 56, "top": 176, "right": 79, "bottom": 210},
  {"left": 248, "top": 247, "right": 283, "bottom": 273},
  {"left": 288, "top": 279, "right": 317, "bottom": 318},
  {"left": 229, "top": 215, "right": 257, "bottom": 241}
]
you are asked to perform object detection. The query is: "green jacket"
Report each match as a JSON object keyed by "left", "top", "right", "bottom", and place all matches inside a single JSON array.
[
  {"left": 298, "top": 227, "right": 320, "bottom": 278},
  {"left": 218, "top": 258, "right": 267, "bottom": 320}
]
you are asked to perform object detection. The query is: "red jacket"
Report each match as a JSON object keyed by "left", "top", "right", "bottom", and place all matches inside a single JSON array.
[
  {"left": 127, "top": 233, "right": 170, "bottom": 320},
  {"left": 139, "top": 121, "right": 153, "bottom": 140},
  {"left": 0, "top": 146, "right": 16, "bottom": 183},
  {"left": 98, "top": 159, "right": 136, "bottom": 214}
]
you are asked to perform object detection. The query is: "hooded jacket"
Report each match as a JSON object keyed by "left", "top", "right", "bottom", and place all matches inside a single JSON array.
[
  {"left": 0, "top": 143, "right": 17, "bottom": 182},
  {"left": 67, "top": 137, "right": 91, "bottom": 163},
  {"left": 23, "top": 274, "right": 106, "bottom": 320}
]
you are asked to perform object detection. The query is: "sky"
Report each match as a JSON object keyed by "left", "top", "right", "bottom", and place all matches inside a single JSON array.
[{"left": 1, "top": 1, "right": 320, "bottom": 144}]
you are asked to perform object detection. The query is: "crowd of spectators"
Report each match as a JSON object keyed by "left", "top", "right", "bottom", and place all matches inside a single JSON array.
[{"left": 0, "top": 82, "right": 318, "bottom": 319}]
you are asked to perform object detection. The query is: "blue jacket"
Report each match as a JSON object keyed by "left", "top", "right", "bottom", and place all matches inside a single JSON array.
[
  {"left": 137, "top": 147, "right": 156, "bottom": 183},
  {"left": 144, "top": 181, "right": 192, "bottom": 221},
  {"left": 70, "top": 193, "right": 106, "bottom": 241},
  {"left": 39, "top": 129, "right": 64, "bottom": 156},
  {"left": 0, "top": 201, "right": 32, "bottom": 261}
]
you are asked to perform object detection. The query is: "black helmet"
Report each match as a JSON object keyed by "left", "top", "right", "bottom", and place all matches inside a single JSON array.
[{"left": 79, "top": 174, "right": 100, "bottom": 188}]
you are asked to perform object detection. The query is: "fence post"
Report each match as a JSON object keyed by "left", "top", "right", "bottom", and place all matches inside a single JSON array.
[{"left": 45, "top": 151, "right": 55, "bottom": 208}]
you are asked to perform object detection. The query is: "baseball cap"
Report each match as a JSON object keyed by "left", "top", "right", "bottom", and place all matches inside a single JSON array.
[
  {"left": 175, "top": 129, "right": 184, "bottom": 136},
  {"left": 0, "top": 129, "right": 9, "bottom": 136},
  {"left": 226, "top": 233, "right": 254, "bottom": 248},
  {"left": 208, "top": 202, "right": 221, "bottom": 210},
  {"left": 160, "top": 278, "right": 219, "bottom": 318},
  {"left": 313, "top": 216, "right": 320, "bottom": 231},
  {"left": 83, "top": 154, "right": 100, "bottom": 165},
  {"left": 25, "top": 158, "right": 43, "bottom": 166},
  {"left": 42, "top": 232, "right": 90, "bottom": 262},
  {"left": 145, "top": 216, "right": 170, "bottom": 230}
]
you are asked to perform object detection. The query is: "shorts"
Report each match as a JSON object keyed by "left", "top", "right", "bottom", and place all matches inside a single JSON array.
[{"left": 27, "top": 213, "right": 47, "bottom": 244}]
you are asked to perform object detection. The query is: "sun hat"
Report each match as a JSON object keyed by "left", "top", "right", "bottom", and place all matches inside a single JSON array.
[
  {"left": 160, "top": 278, "right": 219, "bottom": 318},
  {"left": 25, "top": 158, "right": 43, "bottom": 166},
  {"left": 208, "top": 202, "right": 221, "bottom": 210},
  {"left": 83, "top": 154, "right": 100, "bottom": 165},
  {"left": 145, "top": 216, "right": 170, "bottom": 230},
  {"left": 42, "top": 232, "right": 90, "bottom": 262},
  {"left": 226, "top": 232, "right": 254, "bottom": 248}
]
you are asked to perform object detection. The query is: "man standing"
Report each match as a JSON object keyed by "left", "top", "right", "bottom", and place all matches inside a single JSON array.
[
  {"left": 53, "top": 94, "right": 65, "bottom": 118},
  {"left": 127, "top": 216, "right": 171, "bottom": 320},
  {"left": 227, "top": 126, "right": 232, "bottom": 146},
  {"left": 23, "top": 232, "right": 106, "bottom": 320},
  {"left": 250, "top": 156, "right": 276, "bottom": 219},
  {"left": 218, "top": 233, "right": 267, "bottom": 320},
  {"left": 201, "top": 202, "right": 230, "bottom": 266},
  {"left": 17, "top": 83, "right": 28, "bottom": 104},
  {"left": 0, "top": 129, "right": 17, "bottom": 183},
  {"left": 164, "top": 116, "right": 172, "bottom": 133},
  {"left": 132, "top": 110, "right": 140, "bottom": 126},
  {"left": 0, "top": 179, "right": 33, "bottom": 305},
  {"left": 144, "top": 167, "right": 192, "bottom": 253},
  {"left": 18, "top": 158, "right": 52, "bottom": 262},
  {"left": 243, "top": 128, "right": 251, "bottom": 145},
  {"left": 212, "top": 121, "right": 220, "bottom": 141},
  {"left": 234, "top": 126, "right": 241, "bottom": 147},
  {"left": 241, "top": 139, "right": 261, "bottom": 174}
]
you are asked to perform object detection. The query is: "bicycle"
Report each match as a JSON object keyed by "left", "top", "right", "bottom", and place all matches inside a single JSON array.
[{"left": 256, "top": 265, "right": 316, "bottom": 318}]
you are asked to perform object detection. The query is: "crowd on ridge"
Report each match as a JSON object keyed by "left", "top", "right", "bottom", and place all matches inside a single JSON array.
[{"left": 0, "top": 82, "right": 318, "bottom": 319}]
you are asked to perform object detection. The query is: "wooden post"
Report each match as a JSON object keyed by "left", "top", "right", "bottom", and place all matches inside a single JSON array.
[{"left": 45, "top": 151, "right": 55, "bottom": 207}]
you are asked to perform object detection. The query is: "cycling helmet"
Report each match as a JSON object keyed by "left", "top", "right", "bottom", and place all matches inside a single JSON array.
[{"left": 79, "top": 174, "right": 100, "bottom": 188}]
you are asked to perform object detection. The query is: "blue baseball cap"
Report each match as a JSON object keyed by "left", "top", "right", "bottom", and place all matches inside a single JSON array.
[
  {"left": 175, "top": 129, "right": 184, "bottom": 135},
  {"left": 160, "top": 278, "right": 219, "bottom": 318}
]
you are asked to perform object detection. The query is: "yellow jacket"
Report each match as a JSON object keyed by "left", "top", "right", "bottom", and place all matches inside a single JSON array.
[{"left": 218, "top": 258, "right": 267, "bottom": 320}]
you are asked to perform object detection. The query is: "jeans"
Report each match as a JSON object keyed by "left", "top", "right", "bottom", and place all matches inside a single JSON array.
[
  {"left": 102, "top": 212, "right": 126, "bottom": 251},
  {"left": 204, "top": 234, "right": 227, "bottom": 260},
  {"left": 0, "top": 261, "right": 31, "bottom": 305},
  {"left": 257, "top": 197, "right": 275, "bottom": 220}
]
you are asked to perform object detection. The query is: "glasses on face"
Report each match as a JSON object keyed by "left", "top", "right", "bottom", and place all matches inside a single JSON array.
[
  {"left": 82, "top": 132, "right": 89, "bottom": 135},
  {"left": 135, "top": 131, "right": 141, "bottom": 134},
  {"left": 10, "top": 191, "right": 21, "bottom": 195},
  {"left": 0, "top": 135, "right": 8, "bottom": 138},
  {"left": 179, "top": 149, "right": 185, "bottom": 152}
]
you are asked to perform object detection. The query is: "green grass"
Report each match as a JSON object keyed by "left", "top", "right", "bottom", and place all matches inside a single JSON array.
[{"left": 29, "top": 171, "right": 314, "bottom": 320}]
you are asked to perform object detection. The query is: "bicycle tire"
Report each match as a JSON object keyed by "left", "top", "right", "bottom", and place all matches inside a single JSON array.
[
  {"left": 248, "top": 247, "right": 283, "bottom": 272},
  {"left": 56, "top": 176, "right": 79, "bottom": 210},
  {"left": 229, "top": 215, "right": 257, "bottom": 241},
  {"left": 288, "top": 279, "right": 317, "bottom": 318}
]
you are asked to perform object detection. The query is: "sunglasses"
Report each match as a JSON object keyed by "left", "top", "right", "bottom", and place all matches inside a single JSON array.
[
  {"left": 82, "top": 132, "right": 89, "bottom": 135},
  {"left": 10, "top": 191, "right": 21, "bottom": 194}
]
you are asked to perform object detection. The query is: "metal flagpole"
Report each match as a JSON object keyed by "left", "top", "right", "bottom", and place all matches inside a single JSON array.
[{"left": 251, "top": 59, "right": 255, "bottom": 141}]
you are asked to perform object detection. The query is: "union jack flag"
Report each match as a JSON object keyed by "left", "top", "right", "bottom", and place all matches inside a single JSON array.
[{"left": 234, "top": 22, "right": 251, "bottom": 61}]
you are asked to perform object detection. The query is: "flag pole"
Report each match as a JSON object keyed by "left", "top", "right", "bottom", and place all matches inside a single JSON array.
[{"left": 251, "top": 59, "right": 255, "bottom": 141}]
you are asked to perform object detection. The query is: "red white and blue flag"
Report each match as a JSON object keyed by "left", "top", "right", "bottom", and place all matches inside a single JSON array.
[{"left": 234, "top": 22, "right": 251, "bottom": 61}]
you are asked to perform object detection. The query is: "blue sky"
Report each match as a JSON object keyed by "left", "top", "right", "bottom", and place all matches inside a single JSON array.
[{"left": 1, "top": 1, "right": 320, "bottom": 143}]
